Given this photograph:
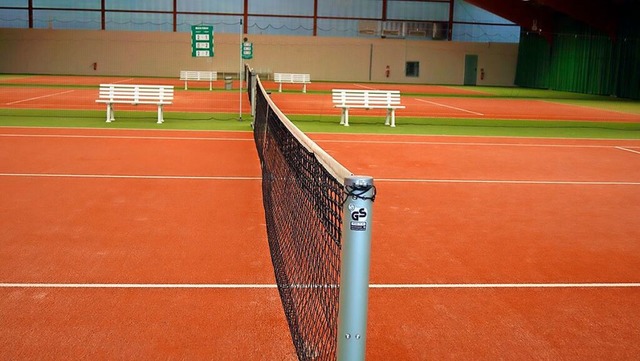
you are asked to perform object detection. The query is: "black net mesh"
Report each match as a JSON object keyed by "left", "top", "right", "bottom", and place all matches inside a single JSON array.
[{"left": 250, "top": 69, "right": 346, "bottom": 361}]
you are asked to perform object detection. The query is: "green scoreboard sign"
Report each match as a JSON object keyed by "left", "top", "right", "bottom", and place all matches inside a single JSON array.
[
  {"left": 191, "top": 25, "right": 214, "bottom": 57},
  {"left": 242, "top": 42, "right": 253, "bottom": 60}
]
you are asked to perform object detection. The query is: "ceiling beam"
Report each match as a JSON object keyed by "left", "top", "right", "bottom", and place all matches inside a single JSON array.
[
  {"left": 464, "top": 0, "right": 555, "bottom": 41},
  {"left": 535, "top": 0, "right": 618, "bottom": 39}
]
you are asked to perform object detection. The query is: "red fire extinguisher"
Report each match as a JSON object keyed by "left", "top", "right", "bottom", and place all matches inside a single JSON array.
[
  {"left": 480, "top": 68, "right": 485, "bottom": 80},
  {"left": 92, "top": 62, "right": 97, "bottom": 71},
  {"left": 385, "top": 65, "right": 390, "bottom": 78}
]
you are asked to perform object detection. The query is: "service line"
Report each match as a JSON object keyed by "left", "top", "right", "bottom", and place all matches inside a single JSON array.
[
  {"left": 0, "top": 133, "right": 253, "bottom": 142},
  {"left": 376, "top": 178, "right": 640, "bottom": 186},
  {"left": 1, "top": 283, "right": 639, "bottom": 289},
  {"left": 414, "top": 98, "right": 484, "bottom": 116},
  {"left": 616, "top": 146, "right": 640, "bottom": 155},
  {"left": 6, "top": 90, "right": 75, "bottom": 105},
  {"left": 0, "top": 173, "right": 260, "bottom": 181}
]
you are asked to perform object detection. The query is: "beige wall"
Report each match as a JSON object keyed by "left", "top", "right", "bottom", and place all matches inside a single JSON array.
[{"left": 0, "top": 28, "right": 518, "bottom": 86}]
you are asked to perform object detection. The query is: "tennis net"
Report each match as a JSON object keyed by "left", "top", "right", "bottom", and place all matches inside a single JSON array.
[{"left": 247, "top": 66, "right": 375, "bottom": 361}]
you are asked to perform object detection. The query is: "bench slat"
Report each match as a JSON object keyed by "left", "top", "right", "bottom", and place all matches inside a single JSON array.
[
  {"left": 98, "top": 84, "right": 173, "bottom": 89},
  {"left": 98, "top": 91, "right": 174, "bottom": 97}
]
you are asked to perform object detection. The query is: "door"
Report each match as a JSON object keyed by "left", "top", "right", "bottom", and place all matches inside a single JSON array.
[{"left": 464, "top": 54, "right": 478, "bottom": 86}]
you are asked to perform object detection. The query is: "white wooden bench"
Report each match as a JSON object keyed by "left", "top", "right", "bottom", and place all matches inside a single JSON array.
[
  {"left": 332, "top": 89, "right": 405, "bottom": 127},
  {"left": 274, "top": 72, "right": 311, "bottom": 93},
  {"left": 96, "top": 84, "right": 174, "bottom": 124},
  {"left": 180, "top": 70, "right": 217, "bottom": 90}
]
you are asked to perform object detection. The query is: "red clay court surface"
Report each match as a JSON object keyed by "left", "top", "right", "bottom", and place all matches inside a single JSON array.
[
  {"left": 1, "top": 78, "right": 640, "bottom": 360},
  {"left": 2, "top": 76, "right": 640, "bottom": 123},
  {"left": 0, "top": 75, "right": 487, "bottom": 95}
]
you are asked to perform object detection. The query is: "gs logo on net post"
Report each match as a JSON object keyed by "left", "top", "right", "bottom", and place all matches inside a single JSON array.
[{"left": 349, "top": 204, "right": 368, "bottom": 231}]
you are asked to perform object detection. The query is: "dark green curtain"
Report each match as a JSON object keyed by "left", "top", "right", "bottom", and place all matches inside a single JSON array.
[
  {"left": 514, "top": 32, "right": 550, "bottom": 89},
  {"left": 515, "top": 12, "right": 640, "bottom": 100},
  {"left": 614, "top": 16, "right": 640, "bottom": 99},
  {"left": 548, "top": 18, "right": 614, "bottom": 95}
]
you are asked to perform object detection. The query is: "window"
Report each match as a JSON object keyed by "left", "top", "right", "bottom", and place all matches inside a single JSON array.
[
  {"left": 0, "top": 0, "right": 520, "bottom": 42},
  {"left": 406, "top": 61, "right": 419, "bottom": 77}
]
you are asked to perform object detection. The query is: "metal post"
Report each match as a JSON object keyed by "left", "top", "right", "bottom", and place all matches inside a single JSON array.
[
  {"left": 250, "top": 71, "right": 257, "bottom": 118},
  {"left": 337, "top": 176, "right": 375, "bottom": 361},
  {"left": 239, "top": 18, "right": 243, "bottom": 121}
]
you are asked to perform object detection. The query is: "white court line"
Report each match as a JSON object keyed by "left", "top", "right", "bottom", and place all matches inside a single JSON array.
[
  {"left": 317, "top": 139, "right": 634, "bottom": 149},
  {"left": 1, "top": 173, "right": 638, "bottom": 185},
  {"left": 414, "top": 98, "right": 484, "bottom": 116},
  {"left": 1, "top": 283, "right": 639, "bottom": 289},
  {"left": 3, "top": 133, "right": 638, "bottom": 150},
  {"left": 351, "top": 83, "right": 377, "bottom": 90},
  {"left": 112, "top": 78, "right": 135, "bottom": 84},
  {"left": 0, "top": 283, "right": 276, "bottom": 289},
  {"left": 370, "top": 283, "right": 640, "bottom": 289},
  {"left": 616, "top": 146, "right": 640, "bottom": 155},
  {"left": 376, "top": 178, "right": 640, "bottom": 186},
  {"left": 6, "top": 90, "right": 75, "bottom": 105},
  {"left": 0, "top": 173, "right": 260, "bottom": 180},
  {"left": 0, "top": 133, "right": 252, "bottom": 142}
]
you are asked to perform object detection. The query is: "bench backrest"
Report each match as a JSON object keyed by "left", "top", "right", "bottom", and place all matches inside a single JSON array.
[
  {"left": 180, "top": 70, "right": 217, "bottom": 81},
  {"left": 98, "top": 84, "right": 174, "bottom": 104},
  {"left": 332, "top": 89, "right": 402, "bottom": 107},
  {"left": 274, "top": 73, "right": 310, "bottom": 83}
]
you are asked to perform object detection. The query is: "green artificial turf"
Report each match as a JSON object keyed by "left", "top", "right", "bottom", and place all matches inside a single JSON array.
[
  {"left": 0, "top": 109, "right": 254, "bottom": 131},
  {"left": 2, "top": 108, "right": 639, "bottom": 139},
  {"left": 288, "top": 114, "right": 640, "bottom": 139}
]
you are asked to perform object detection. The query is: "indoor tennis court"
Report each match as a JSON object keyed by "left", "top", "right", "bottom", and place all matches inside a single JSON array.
[{"left": 2, "top": 1, "right": 640, "bottom": 360}]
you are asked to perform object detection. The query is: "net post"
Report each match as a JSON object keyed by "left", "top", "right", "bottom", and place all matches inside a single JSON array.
[
  {"left": 250, "top": 71, "right": 257, "bottom": 118},
  {"left": 238, "top": 18, "right": 243, "bottom": 121},
  {"left": 337, "top": 176, "right": 375, "bottom": 361}
]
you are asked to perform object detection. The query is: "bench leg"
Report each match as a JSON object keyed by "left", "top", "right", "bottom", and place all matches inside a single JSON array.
[
  {"left": 340, "top": 108, "right": 350, "bottom": 126},
  {"left": 385, "top": 109, "right": 396, "bottom": 127},
  {"left": 184, "top": 80, "right": 188, "bottom": 90},
  {"left": 302, "top": 83, "right": 307, "bottom": 93},
  {"left": 106, "top": 103, "right": 115, "bottom": 123},
  {"left": 157, "top": 104, "right": 164, "bottom": 124},
  {"left": 278, "top": 83, "right": 282, "bottom": 92}
]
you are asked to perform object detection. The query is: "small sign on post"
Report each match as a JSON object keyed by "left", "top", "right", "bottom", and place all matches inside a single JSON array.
[
  {"left": 242, "top": 41, "right": 253, "bottom": 60},
  {"left": 191, "top": 25, "right": 214, "bottom": 57}
]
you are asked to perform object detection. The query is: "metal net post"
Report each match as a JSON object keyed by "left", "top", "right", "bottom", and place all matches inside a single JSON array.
[{"left": 337, "top": 176, "right": 375, "bottom": 361}]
